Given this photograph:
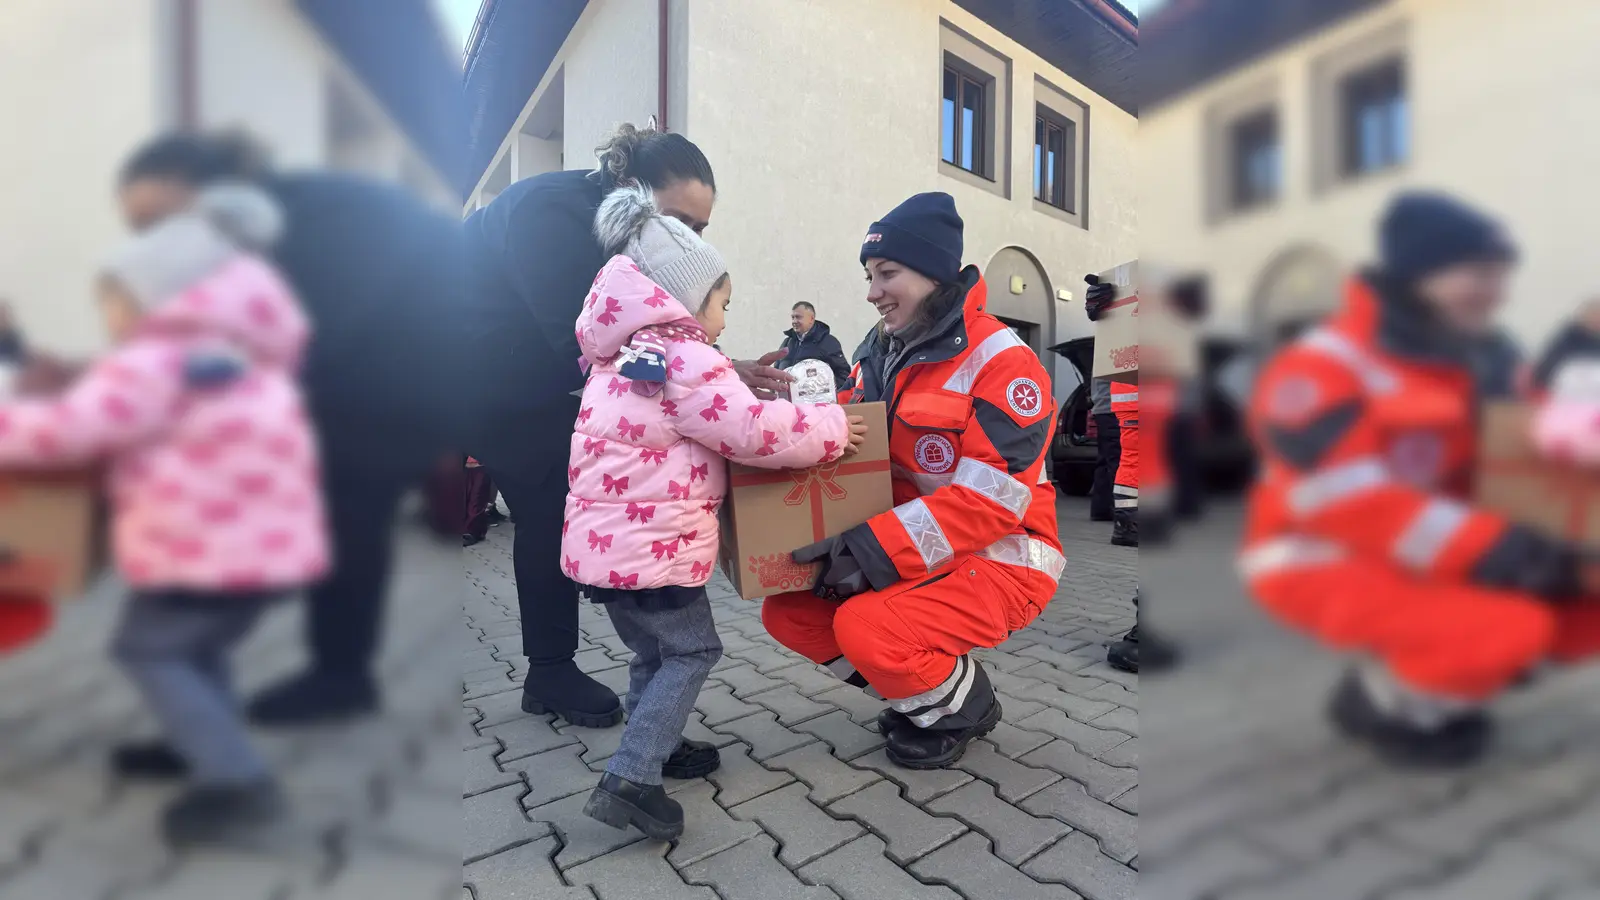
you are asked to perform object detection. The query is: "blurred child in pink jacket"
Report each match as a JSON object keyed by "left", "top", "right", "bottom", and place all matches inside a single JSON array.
[
  {"left": 566, "top": 184, "right": 862, "bottom": 841},
  {"left": 0, "top": 184, "right": 328, "bottom": 848}
]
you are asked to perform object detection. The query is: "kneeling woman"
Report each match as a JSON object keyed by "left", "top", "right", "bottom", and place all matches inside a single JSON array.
[{"left": 764, "top": 193, "right": 1064, "bottom": 769}]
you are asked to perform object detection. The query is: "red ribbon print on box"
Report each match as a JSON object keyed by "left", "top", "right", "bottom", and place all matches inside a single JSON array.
[{"left": 730, "top": 459, "right": 891, "bottom": 542}]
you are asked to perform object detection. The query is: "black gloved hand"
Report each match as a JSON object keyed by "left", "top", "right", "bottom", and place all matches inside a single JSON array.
[
  {"left": 1085, "top": 276, "right": 1117, "bottom": 322},
  {"left": 792, "top": 535, "right": 871, "bottom": 602},
  {"left": 1475, "top": 525, "right": 1585, "bottom": 602}
]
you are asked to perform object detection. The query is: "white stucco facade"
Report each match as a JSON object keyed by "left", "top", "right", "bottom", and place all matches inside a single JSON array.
[
  {"left": 0, "top": 0, "right": 456, "bottom": 355},
  {"left": 1141, "top": 0, "right": 1600, "bottom": 349},
  {"left": 468, "top": 0, "right": 1139, "bottom": 400}
]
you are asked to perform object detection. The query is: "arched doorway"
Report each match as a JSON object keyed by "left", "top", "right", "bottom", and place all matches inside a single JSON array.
[
  {"left": 1249, "top": 244, "right": 1343, "bottom": 352},
  {"left": 984, "top": 245, "right": 1058, "bottom": 392}
]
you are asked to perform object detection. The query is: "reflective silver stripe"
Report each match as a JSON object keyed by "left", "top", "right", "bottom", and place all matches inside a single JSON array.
[
  {"left": 1287, "top": 456, "right": 1389, "bottom": 516},
  {"left": 943, "top": 329, "right": 1028, "bottom": 394},
  {"left": 1110, "top": 391, "right": 1139, "bottom": 402},
  {"left": 1037, "top": 467, "right": 1050, "bottom": 486},
  {"left": 1113, "top": 485, "right": 1139, "bottom": 497},
  {"left": 952, "top": 457, "right": 1032, "bottom": 519},
  {"left": 1300, "top": 327, "right": 1400, "bottom": 395},
  {"left": 891, "top": 462, "right": 954, "bottom": 496},
  {"left": 890, "top": 656, "right": 966, "bottom": 713},
  {"left": 826, "top": 657, "right": 859, "bottom": 683},
  {"left": 1114, "top": 498, "right": 1139, "bottom": 508},
  {"left": 893, "top": 656, "right": 980, "bottom": 727},
  {"left": 894, "top": 498, "right": 954, "bottom": 572},
  {"left": 977, "top": 534, "right": 1066, "bottom": 581},
  {"left": 1236, "top": 536, "right": 1347, "bottom": 580},
  {"left": 1392, "top": 499, "right": 1471, "bottom": 572}
]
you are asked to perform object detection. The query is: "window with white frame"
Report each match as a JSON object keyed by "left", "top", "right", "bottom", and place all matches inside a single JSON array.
[{"left": 1033, "top": 78, "right": 1089, "bottom": 228}]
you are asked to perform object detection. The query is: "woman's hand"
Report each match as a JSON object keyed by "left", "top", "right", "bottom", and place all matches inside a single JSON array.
[
  {"left": 841, "top": 414, "right": 868, "bottom": 456},
  {"left": 733, "top": 349, "right": 793, "bottom": 400}
]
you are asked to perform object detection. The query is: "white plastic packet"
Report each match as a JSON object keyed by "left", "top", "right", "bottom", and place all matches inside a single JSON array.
[{"left": 787, "top": 358, "right": 837, "bottom": 405}]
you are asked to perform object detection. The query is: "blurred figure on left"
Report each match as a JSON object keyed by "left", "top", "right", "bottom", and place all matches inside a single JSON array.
[
  {"left": 0, "top": 301, "right": 26, "bottom": 366},
  {"left": 0, "top": 184, "right": 329, "bottom": 848}
]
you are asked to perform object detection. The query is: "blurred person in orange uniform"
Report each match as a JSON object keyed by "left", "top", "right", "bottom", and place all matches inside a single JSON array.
[
  {"left": 1244, "top": 191, "right": 1600, "bottom": 768},
  {"left": 764, "top": 194, "right": 1063, "bottom": 769}
]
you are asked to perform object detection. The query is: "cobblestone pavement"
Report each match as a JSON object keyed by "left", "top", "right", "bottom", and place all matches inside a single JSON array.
[
  {"left": 0, "top": 511, "right": 462, "bottom": 900},
  {"left": 1143, "top": 502, "right": 1600, "bottom": 900},
  {"left": 461, "top": 495, "right": 1138, "bottom": 900}
]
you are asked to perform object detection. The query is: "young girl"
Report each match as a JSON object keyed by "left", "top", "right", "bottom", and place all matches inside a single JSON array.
[
  {"left": 0, "top": 184, "right": 329, "bottom": 847},
  {"left": 1532, "top": 300, "right": 1600, "bottom": 465},
  {"left": 566, "top": 184, "right": 862, "bottom": 840}
]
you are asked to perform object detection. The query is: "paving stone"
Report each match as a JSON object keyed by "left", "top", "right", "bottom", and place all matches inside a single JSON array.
[
  {"left": 848, "top": 748, "right": 974, "bottom": 803},
  {"left": 682, "top": 710, "right": 742, "bottom": 749},
  {"left": 1112, "top": 787, "right": 1136, "bottom": 814},
  {"left": 469, "top": 689, "right": 538, "bottom": 731},
  {"left": 1089, "top": 707, "right": 1137, "bottom": 736},
  {"left": 532, "top": 790, "right": 647, "bottom": 869},
  {"left": 1085, "top": 681, "right": 1136, "bottom": 709},
  {"left": 573, "top": 646, "right": 627, "bottom": 674},
  {"left": 565, "top": 839, "right": 719, "bottom": 900},
  {"left": 680, "top": 834, "right": 844, "bottom": 900},
  {"left": 1018, "top": 740, "right": 1138, "bottom": 804},
  {"left": 809, "top": 684, "right": 893, "bottom": 728},
  {"left": 751, "top": 684, "right": 834, "bottom": 725},
  {"left": 487, "top": 714, "right": 581, "bottom": 763},
  {"left": 1014, "top": 643, "right": 1099, "bottom": 674},
  {"left": 985, "top": 720, "right": 1058, "bottom": 760},
  {"left": 666, "top": 780, "right": 763, "bottom": 867},
  {"left": 798, "top": 835, "right": 962, "bottom": 900},
  {"left": 1134, "top": 836, "right": 1288, "bottom": 900},
  {"left": 992, "top": 690, "right": 1050, "bottom": 722},
  {"left": 695, "top": 683, "right": 765, "bottom": 727},
  {"left": 767, "top": 663, "right": 849, "bottom": 698},
  {"left": 958, "top": 740, "right": 1062, "bottom": 802},
  {"left": 1218, "top": 837, "right": 1442, "bottom": 900},
  {"left": 1385, "top": 842, "right": 1590, "bottom": 900},
  {"left": 465, "top": 743, "right": 521, "bottom": 797},
  {"left": 712, "top": 663, "right": 786, "bottom": 698},
  {"left": 830, "top": 779, "right": 969, "bottom": 864},
  {"left": 792, "top": 710, "right": 886, "bottom": 761},
  {"left": 509, "top": 745, "right": 603, "bottom": 809},
  {"left": 767, "top": 742, "right": 883, "bottom": 805},
  {"left": 1378, "top": 766, "right": 1593, "bottom": 860},
  {"left": 1246, "top": 774, "right": 1456, "bottom": 862},
  {"left": 463, "top": 783, "right": 551, "bottom": 863},
  {"left": 1021, "top": 832, "right": 1136, "bottom": 900},
  {"left": 910, "top": 831, "right": 1083, "bottom": 900},
  {"left": 729, "top": 782, "right": 863, "bottom": 867},
  {"left": 971, "top": 648, "right": 1043, "bottom": 673},
  {"left": 1528, "top": 791, "right": 1600, "bottom": 859},
  {"left": 464, "top": 835, "right": 596, "bottom": 899},
  {"left": 1020, "top": 779, "right": 1138, "bottom": 863},
  {"left": 1098, "top": 737, "right": 1137, "bottom": 769},
  {"left": 728, "top": 642, "right": 801, "bottom": 673},
  {"left": 1012, "top": 709, "right": 1131, "bottom": 758},
  {"left": 926, "top": 780, "right": 1070, "bottom": 866},
  {"left": 1074, "top": 662, "right": 1136, "bottom": 689},
  {"left": 712, "top": 712, "right": 817, "bottom": 761},
  {"left": 555, "top": 721, "right": 625, "bottom": 767},
  {"left": 703, "top": 741, "right": 796, "bottom": 806}
]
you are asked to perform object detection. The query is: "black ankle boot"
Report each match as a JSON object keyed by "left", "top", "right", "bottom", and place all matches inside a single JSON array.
[
  {"left": 112, "top": 741, "right": 189, "bottom": 780},
  {"left": 583, "top": 773, "right": 684, "bottom": 840},
  {"left": 877, "top": 707, "right": 914, "bottom": 738},
  {"left": 886, "top": 700, "right": 1002, "bottom": 770},
  {"left": 1106, "top": 625, "right": 1179, "bottom": 674},
  {"left": 1327, "top": 669, "right": 1491, "bottom": 769},
  {"left": 162, "top": 780, "right": 288, "bottom": 849},
  {"left": 662, "top": 739, "right": 720, "bottom": 780},
  {"left": 522, "top": 660, "right": 623, "bottom": 728},
  {"left": 247, "top": 670, "right": 378, "bottom": 727},
  {"left": 1111, "top": 510, "right": 1139, "bottom": 547}
]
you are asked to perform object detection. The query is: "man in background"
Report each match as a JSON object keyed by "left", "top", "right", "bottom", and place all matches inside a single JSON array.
[{"left": 778, "top": 301, "right": 851, "bottom": 390}]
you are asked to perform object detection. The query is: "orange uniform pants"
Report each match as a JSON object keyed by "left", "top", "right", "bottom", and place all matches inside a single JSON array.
[
  {"left": 1253, "top": 560, "right": 1600, "bottom": 700},
  {"left": 762, "top": 556, "right": 1044, "bottom": 700},
  {"left": 1110, "top": 390, "right": 1138, "bottom": 510}
]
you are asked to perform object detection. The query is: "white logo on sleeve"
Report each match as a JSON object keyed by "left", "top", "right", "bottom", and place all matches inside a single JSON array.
[{"left": 1007, "top": 378, "right": 1044, "bottom": 418}]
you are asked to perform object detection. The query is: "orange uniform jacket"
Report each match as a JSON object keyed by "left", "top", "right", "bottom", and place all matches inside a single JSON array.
[{"left": 839, "top": 268, "right": 1064, "bottom": 599}]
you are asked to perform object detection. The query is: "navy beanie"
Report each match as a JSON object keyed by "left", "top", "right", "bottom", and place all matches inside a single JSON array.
[
  {"left": 1380, "top": 191, "right": 1517, "bottom": 283},
  {"left": 860, "top": 192, "right": 964, "bottom": 284}
]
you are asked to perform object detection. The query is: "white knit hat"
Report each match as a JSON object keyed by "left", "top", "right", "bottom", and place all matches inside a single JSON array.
[
  {"left": 593, "top": 182, "right": 727, "bottom": 310},
  {"left": 103, "top": 181, "right": 284, "bottom": 309}
]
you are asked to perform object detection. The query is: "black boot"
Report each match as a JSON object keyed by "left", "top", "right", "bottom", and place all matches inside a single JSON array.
[
  {"left": 1106, "top": 625, "right": 1179, "bottom": 674},
  {"left": 1111, "top": 509, "right": 1139, "bottom": 547},
  {"left": 112, "top": 741, "right": 189, "bottom": 780},
  {"left": 662, "top": 739, "right": 720, "bottom": 780},
  {"left": 522, "top": 660, "right": 623, "bottom": 728},
  {"left": 247, "top": 670, "right": 378, "bottom": 727},
  {"left": 1327, "top": 669, "right": 1492, "bottom": 769},
  {"left": 877, "top": 707, "right": 914, "bottom": 738},
  {"left": 162, "top": 780, "right": 288, "bottom": 849},
  {"left": 583, "top": 773, "right": 684, "bottom": 840},
  {"left": 887, "top": 699, "right": 1002, "bottom": 769}
]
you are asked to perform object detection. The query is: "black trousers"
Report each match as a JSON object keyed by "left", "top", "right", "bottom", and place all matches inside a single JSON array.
[
  {"left": 1169, "top": 411, "right": 1203, "bottom": 519},
  {"left": 1090, "top": 412, "right": 1122, "bottom": 521}
]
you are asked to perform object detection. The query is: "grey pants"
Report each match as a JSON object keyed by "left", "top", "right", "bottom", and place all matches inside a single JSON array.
[
  {"left": 112, "top": 590, "right": 277, "bottom": 786},
  {"left": 603, "top": 592, "right": 723, "bottom": 785}
]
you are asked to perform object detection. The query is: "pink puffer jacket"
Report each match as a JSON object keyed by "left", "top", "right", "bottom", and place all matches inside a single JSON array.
[
  {"left": 1533, "top": 358, "right": 1600, "bottom": 467},
  {"left": 561, "top": 256, "right": 849, "bottom": 592},
  {"left": 0, "top": 256, "right": 329, "bottom": 593}
]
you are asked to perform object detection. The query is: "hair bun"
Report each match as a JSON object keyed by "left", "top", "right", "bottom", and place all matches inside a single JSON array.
[
  {"left": 593, "top": 181, "right": 659, "bottom": 256},
  {"left": 194, "top": 181, "right": 285, "bottom": 252}
]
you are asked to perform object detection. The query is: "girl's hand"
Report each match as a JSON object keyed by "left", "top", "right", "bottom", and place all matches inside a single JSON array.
[{"left": 841, "top": 415, "right": 868, "bottom": 456}]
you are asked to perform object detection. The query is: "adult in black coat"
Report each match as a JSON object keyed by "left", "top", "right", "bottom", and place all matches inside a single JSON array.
[
  {"left": 458, "top": 124, "right": 792, "bottom": 728},
  {"left": 777, "top": 302, "right": 851, "bottom": 390},
  {"left": 117, "top": 132, "right": 469, "bottom": 725}
]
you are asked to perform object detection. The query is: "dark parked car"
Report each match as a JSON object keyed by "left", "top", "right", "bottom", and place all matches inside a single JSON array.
[{"left": 1047, "top": 336, "right": 1256, "bottom": 497}]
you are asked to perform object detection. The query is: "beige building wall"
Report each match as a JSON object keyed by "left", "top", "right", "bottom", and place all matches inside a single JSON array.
[
  {"left": 562, "top": 0, "right": 663, "bottom": 168},
  {"left": 0, "top": 0, "right": 161, "bottom": 356},
  {"left": 1141, "top": 0, "right": 1600, "bottom": 348},
  {"left": 683, "top": 0, "right": 1139, "bottom": 389}
]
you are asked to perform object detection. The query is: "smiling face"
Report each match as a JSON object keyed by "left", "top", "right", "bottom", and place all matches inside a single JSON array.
[
  {"left": 790, "top": 304, "right": 815, "bottom": 334},
  {"left": 864, "top": 258, "right": 939, "bottom": 335}
]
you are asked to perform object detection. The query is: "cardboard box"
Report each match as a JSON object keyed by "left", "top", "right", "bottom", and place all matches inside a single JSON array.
[
  {"left": 0, "top": 471, "right": 99, "bottom": 601},
  {"left": 719, "top": 402, "right": 894, "bottom": 599},
  {"left": 1091, "top": 261, "right": 1139, "bottom": 384},
  {"left": 1476, "top": 402, "right": 1600, "bottom": 549}
]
